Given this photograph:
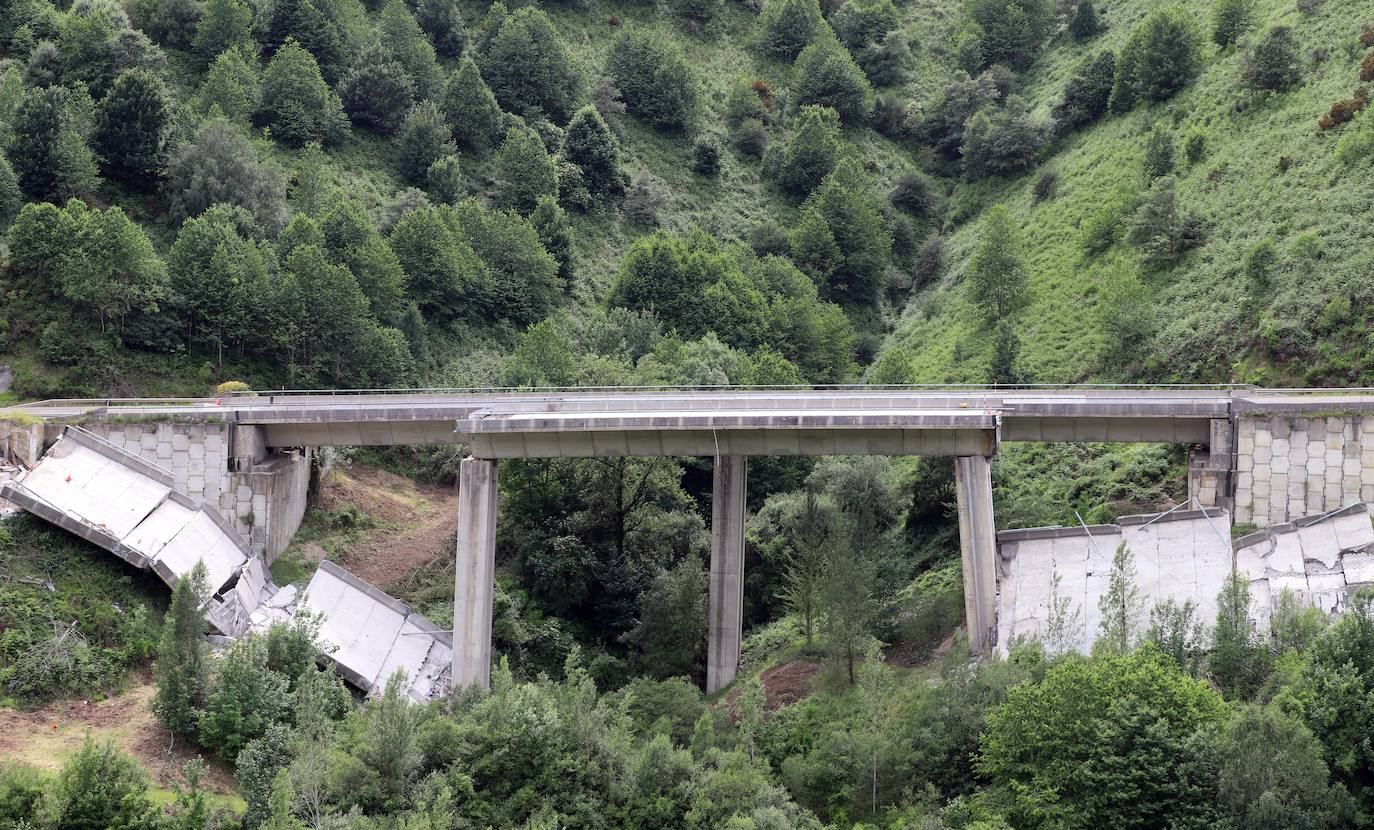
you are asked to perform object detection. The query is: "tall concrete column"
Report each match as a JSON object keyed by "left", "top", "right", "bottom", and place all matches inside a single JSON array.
[
  {"left": 954, "top": 455, "right": 997, "bottom": 653},
  {"left": 453, "top": 456, "right": 498, "bottom": 690},
  {"left": 707, "top": 455, "right": 747, "bottom": 694}
]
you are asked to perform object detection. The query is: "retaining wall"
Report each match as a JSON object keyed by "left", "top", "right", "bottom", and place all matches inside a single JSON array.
[{"left": 1235, "top": 415, "right": 1374, "bottom": 527}]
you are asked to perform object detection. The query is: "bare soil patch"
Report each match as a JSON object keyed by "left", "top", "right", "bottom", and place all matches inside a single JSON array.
[
  {"left": 317, "top": 463, "right": 457, "bottom": 591},
  {"left": 0, "top": 677, "right": 236, "bottom": 796}
]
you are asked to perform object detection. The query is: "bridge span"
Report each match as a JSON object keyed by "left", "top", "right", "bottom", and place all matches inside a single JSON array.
[{"left": 9, "top": 385, "right": 1374, "bottom": 692}]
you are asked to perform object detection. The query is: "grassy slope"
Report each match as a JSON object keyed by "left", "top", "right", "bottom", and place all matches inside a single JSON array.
[{"left": 883, "top": 0, "right": 1374, "bottom": 385}]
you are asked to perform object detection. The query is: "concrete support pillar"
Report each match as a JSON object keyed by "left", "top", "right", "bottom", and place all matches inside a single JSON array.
[
  {"left": 954, "top": 455, "right": 997, "bottom": 653},
  {"left": 453, "top": 456, "right": 498, "bottom": 690},
  {"left": 707, "top": 455, "right": 747, "bottom": 694}
]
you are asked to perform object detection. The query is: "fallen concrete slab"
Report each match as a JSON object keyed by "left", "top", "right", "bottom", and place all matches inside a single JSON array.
[{"left": 1, "top": 426, "right": 452, "bottom": 701}]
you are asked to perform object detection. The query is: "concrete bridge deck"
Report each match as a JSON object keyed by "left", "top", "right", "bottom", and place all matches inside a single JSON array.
[
  {"left": 12, "top": 386, "right": 1374, "bottom": 693},
  {"left": 7, "top": 385, "right": 1341, "bottom": 448}
]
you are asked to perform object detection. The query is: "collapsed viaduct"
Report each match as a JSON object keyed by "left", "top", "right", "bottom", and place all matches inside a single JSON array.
[{"left": 9, "top": 386, "right": 1374, "bottom": 692}]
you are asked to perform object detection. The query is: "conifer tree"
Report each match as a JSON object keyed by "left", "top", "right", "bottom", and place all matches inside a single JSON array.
[
  {"left": 339, "top": 53, "right": 416, "bottom": 134},
  {"left": 442, "top": 58, "right": 503, "bottom": 153},
  {"left": 1069, "top": 0, "right": 1098, "bottom": 41},
  {"left": 757, "top": 0, "right": 823, "bottom": 59},
  {"left": 379, "top": 0, "right": 442, "bottom": 101},
  {"left": 193, "top": 0, "right": 253, "bottom": 64},
  {"left": 606, "top": 29, "right": 699, "bottom": 131},
  {"left": 153, "top": 562, "right": 209, "bottom": 735},
  {"left": 559, "top": 106, "right": 624, "bottom": 200},
  {"left": 192, "top": 46, "right": 261, "bottom": 122},
  {"left": 1211, "top": 0, "right": 1252, "bottom": 48},
  {"left": 94, "top": 68, "right": 171, "bottom": 188},
  {"left": 530, "top": 194, "right": 573, "bottom": 286},
  {"left": 264, "top": 0, "right": 344, "bottom": 82},
  {"left": 478, "top": 6, "right": 580, "bottom": 122},
  {"left": 425, "top": 154, "right": 464, "bottom": 205},
  {"left": 320, "top": 199, "right": 408, "bottom": 324},
  {"left": 1097, "top": 542, "right": 1143, "bottom": 653},
  {"left": 770, "top": 104, "right": 841, "bottom": 196},
  {"left": 1142, "top": 125, "right": 1175, "bottom": 179},
  {"left": 258, "top": 39, "right": 347, "bottom": 147},
  {"left": 9, "top": 85, "right": 100, "bottom": 201},
  {"left": 793, "top": 38, "right": 874, "bottom": 124},
  {"left": 494, "top": 125, "right": 557, "bottom": 213},
  {"left": 397, "top": 101, "right": 454, "bottom": 185},
  {"left": 414, "top": 0, "right": 465, "bottom": 58},
  {"left": 1110, "top": 8, "right": 1203, "bottom": 112}
]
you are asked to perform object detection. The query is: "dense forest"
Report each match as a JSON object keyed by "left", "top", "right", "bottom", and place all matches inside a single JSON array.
[{"left": 1, "top": 0, "right": 1374, "bottom": 824}]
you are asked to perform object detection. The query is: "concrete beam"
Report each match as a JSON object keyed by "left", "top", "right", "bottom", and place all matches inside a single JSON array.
[
  {"left": 707, "top": 455, "right": 746, "bottom": 694},
  {"left": 466, "top": 428, "right": 997, "bottom": 459},
  {"left": 955, "top": 456, "right": 997, "bottom": 653},
  {"left": 453, "top": 457, "right": 498, "bottom": 689}
]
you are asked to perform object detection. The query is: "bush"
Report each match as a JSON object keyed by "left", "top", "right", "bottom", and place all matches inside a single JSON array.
[
  {"left": 1318, "top": 87, "right": 1369, "bottom": 131},
  {"left": 1335, "top": 117, "right": 1374, "bottom": 164},
  {"left": 559, "top": 106, "right": 625, "bottom": 199},
  {"left": 339, "top": 55, "right": 416, "bottom": 134},
  {"left": 1184, "top": 130, "right": 1207, "bottom": 164},
  {"left": 858, "top": 30, "right": 913, "bottom": 87},
  {"left": 1069, "top": 0, "right": 1098, "bottom": 41},
  {"left": 732, "top": 117, "right": 769, "bottom": 157},
  {"left": 890, "top": 169, "right": 939, "bottom": 218},
  {"left": 725, "top": 78, "right": 771, "bottom": 128},
  {"left": 964, "top": 0, "right": 1054, "bottom": 70},
  {"left": 396, "top": 101, "right": 455, "bottom": 184},
  {"left": 692, "top": 135, "right": 721, "bottom": 175},
  {"left": 494, "top": 125, "right": 558, "bottom": 213},
  {"left": 478, "top": 6, "right": 581, "bottom": 123},
  {"left": 623, "top": 176, "right": 667, "bottom": 226},
  {"left": 960, "top": 97, "right": 1049, "bottom": 180},
  {"left": 1032, "top": 167, "right": 1058, "bottom": 202},
  {"left": 257, "top": 38, "right": 347, "bottom": 146},
  {"left": 1142, "top": 125, "right": 1175, "bottom": 179},
  {"left": 831, "top": 0, "right": 897, "bottom": 51},
  {"left": 1243, "top": 26, "right": 1303, "bottom": 92},
  {"left": 1055, "top": 51, "right": 1115, "bottom": 131},
  {"left": 443, "top": 58, "right": 503, "bottom": 153}
]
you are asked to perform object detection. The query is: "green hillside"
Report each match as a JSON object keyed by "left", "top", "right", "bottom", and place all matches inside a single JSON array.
[{"left": 882, "top": 0, "right": 1374, "bottom": 386}]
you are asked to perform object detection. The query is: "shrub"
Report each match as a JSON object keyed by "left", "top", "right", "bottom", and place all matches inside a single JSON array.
[
  {"left": 1363, "top": 51, "right": 1374, "bottom": 84},
  {"left": 731, "top": 118, "right": 769, "bottom": 157},
  {"left": 257, "top": 38, "right": 347, "bottom": 146},
  {"left": 831, "top": 0, "right": 897, "bottom": 51},
  {"left": 1055, "top": 50, "right": 1116, "bottom": 131},
  {"left": 1335, "top": 118, "right": 1374, "bottom": 164},
  {"left": 1243, "top": 26, "right": 1303, "bottom": 92},
  {"left": 964, "top": 0, "right": 1054, "bottom": 70},
  {"left": 1244, "top": 237, "right": 1278, "bottom": 290},
  {"left": 606, "top": 29, "right": 699, "bottom": 131},
  {"left": 890, "top": 169, "right": 939, "bottom": 217},
  {"left": 1128, "top": 175, "right": 1203, "bottom": 269},
  {"left": 960, "top": 96, "right": 1049, "bottom": 180},
  {"left": 623, "top": 176, "right": 667, "bottom": 226},
  {"left": 339, "top": 55, "right": 416, "bottom": 134},
  {"left": 397, "top": 101, "right": 455, "bottom": 185},
  {"left": 1318, "top": 86, "right": 1369, "bottom": 131},
  {"left": 1184, "top": 130, "right": 1208, "bottom": 164},
  {"left": 692, "top": 135, "right": 721, "bottom": 175},
  {"left": 494, "top": 125, "right": 558, "bottom": 213},
  {"left": 1142, "top": 125, "right": 1175, "bottom": 179},
  {"left": 725, "top": 78, "right": 770, "bottom": 128},
  {"left": 858, "top": 30, "right": 913, "bottom": 87},
  {"left": 443, "top": 58, "right": 503, "bottom": 153},
  {"left": 478, "top": 6, "right": 581, "bottom": 123},
  {"left": 559, "top": 106, "right": 625, "bottom": 199},
  {"left": 1032, "top": 167, "right": 1058, "bottom": 202}
]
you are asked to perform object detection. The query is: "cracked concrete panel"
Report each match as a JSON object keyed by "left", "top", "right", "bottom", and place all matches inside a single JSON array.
[
  {"left": 21, "top": 443, "right": 170, "bottom": 539},
  {"left": 1344, "top": 552, "right": 1374, "bottom": 584},
  {"left": 1333, "top": 510, "right": 1374, "bottom": 550},
  {"left": 1267, "top": 533, "right": 1306, "bottom": 577},
  {"left": 1298, "top": 521, "right": 1341, "bottom": 569}
]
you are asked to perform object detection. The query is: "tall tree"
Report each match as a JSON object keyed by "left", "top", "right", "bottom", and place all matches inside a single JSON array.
[
  {"left": 559, "top": 106, "right": 624, "bottom": 201},
  {"left": 378, "top": 0, "right": 442, "bottom": 100},
  {"left": 1096, "top": 541, "right": 1143, "bottom": 653},
  {"left": 93, "top": 68, "right": 171, "bottom": 188},
  {"left": 193, "top": 0, "right": 253, "bottom": 64},
  {"left": 321, "top": 199, "right": 408, "bottom": 324},
  {"left": 1209, "top": 572, "right": 1267, "bottom": 697},
  {"left": 494, "top": 125, "right": 557, "bottom": 214},
  {"left": 258, "top": 39, "right": 346, "bottom": 146},
  {"left": 965, "top": 205, "right": 1028, "bottom": 323},
  {"left": 757, "top": 0, "right": 823, "bottom": 59},
  {"left": 442, "top": 58, "right": 503, "bottom": 153},
  {"left": 478, "top": 6, "right": 580, "bottom": 122},
  {"left": 396, "top": 101, "right": 454, "bottom": 184},
  {"left": 9, "top": 84, "right": 100, "bottom": 201},
  {"left": 769, "top": 104, "right": 842, "bottom": 196},
  {"left": 153, "top": 562, "right": 209, "bottom": 735},
  {"left": 167, "top": 117, "right": 289, "bottom": 233},
  {"left": 1110, "top": 7, "right": 1203, "bottom": 112},
  {"left": 338, "top": 53, "right": 416, "bottom": 134},
  {"left": 792, "top": 37, "right": 874, "bottom": 124}
]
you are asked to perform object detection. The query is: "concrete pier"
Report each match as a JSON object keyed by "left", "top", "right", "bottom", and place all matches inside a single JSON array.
[
  {"left": 707, "top": 455, "right": 747, "bottom": 694},
  {"left": 453, "top": 457, "right": 499, "bottom": 689},
  {"left": 954, "top": 455, "right": 997, "bottom": 653}
]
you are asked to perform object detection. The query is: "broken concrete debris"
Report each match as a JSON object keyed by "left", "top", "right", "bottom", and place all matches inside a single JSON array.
[{"left": 0, "top": 426, "right": 450, "bottom": 701}]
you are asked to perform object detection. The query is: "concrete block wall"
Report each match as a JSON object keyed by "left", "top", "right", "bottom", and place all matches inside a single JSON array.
[
  {"left": 82, "top": 421, "right": 310, "bottom": 562},
  {"left": 1235, "top": 415, "right": 1374, "bottom": 527}
]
